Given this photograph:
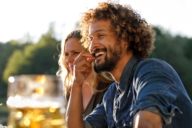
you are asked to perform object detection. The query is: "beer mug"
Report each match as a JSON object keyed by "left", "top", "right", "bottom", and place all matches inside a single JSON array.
[{"left": 6, "top": 74, "right": 66, "bottom": 128}]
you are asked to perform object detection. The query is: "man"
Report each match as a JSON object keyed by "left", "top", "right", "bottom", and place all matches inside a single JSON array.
[{"left": 66, "top": 2, "right": 192, "bottom": 128}]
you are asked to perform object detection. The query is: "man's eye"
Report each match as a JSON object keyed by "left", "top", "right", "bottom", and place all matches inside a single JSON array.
[{"left": 98, "top": 34, "right": 104, "bottom": 39}]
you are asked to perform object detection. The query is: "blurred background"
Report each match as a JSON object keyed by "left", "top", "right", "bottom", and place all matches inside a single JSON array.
[{"left": 0, "top": 0, "right": 191, "bottom": 125}]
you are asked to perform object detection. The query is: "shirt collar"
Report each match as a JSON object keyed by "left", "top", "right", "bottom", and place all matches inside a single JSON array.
[{"left": 118, "top": 56, "right": 139, "bottom": 92}]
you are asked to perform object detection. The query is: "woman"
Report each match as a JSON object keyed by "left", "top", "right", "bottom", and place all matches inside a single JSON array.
[{"left": 57, "top": 30, "right": 112, "bottom": 117}]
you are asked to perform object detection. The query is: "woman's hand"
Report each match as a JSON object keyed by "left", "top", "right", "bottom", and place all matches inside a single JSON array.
[{"left": 71, "top": 51, "right": 95, "bottom": 87}]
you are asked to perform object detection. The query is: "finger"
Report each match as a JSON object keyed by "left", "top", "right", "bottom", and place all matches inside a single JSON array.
[
  {"left": 73, "top": 51, "right": 94, "bottom": 64},
  {"left": 81, "top": 53, "right": 95, "bottom": 63},
  {"left": 73, "top": 52, "right": 84, "bottom": 63}
]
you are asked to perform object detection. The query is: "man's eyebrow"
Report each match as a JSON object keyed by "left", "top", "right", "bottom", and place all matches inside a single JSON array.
[{"left": 89, "top": 29, "right": 106, "bottom": 36}]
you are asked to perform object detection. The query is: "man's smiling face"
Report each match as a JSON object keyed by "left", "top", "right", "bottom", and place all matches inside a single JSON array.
[{"left": 88, "top": 20, "right": 123, "bottom": 73}]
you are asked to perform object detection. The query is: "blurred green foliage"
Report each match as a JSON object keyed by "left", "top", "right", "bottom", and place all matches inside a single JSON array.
[{"left": 3, "top": 30, "right": 60, "bottom": 82}]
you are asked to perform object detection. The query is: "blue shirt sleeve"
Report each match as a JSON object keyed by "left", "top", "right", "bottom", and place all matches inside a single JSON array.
[
  {"left": 132, "top": 59, "right": 183, "bottom": 125},
  {"left": 84, "top": 102, "right": 107, "bottom": 128}
]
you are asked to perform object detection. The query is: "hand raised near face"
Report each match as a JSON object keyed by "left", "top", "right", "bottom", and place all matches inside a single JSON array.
[{"left": 71, "top": 51, "right": 95, "bottom": 87}]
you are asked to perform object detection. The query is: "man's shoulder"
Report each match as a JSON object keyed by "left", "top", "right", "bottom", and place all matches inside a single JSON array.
[
  {"left": 133, "top": 57, "right": 178, "bottom": 86},
  {"left": 136, "top": 58, "right": 173, "bottom": 73},
  {"left": 139, "top": 58, "right": 168, "bottom": 66}
]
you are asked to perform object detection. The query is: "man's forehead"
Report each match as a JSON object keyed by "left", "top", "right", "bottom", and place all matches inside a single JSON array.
[{"left": 88, "top": 20, "right": 111, "bottom": 35}]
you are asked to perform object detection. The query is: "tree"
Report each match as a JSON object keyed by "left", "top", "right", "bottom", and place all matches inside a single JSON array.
[
  {"left": 3, "top": 27, "right": 60, "bottom": 83},
  {"left": 184, "top": 39, "right": 192, "bottom": 60},
  {"left": 0, "top": 41, "right": 29, "bottom": 97}
]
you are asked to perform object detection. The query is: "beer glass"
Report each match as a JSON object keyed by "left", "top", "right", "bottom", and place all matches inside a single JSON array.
[{"left": 6, "top": 75, "right": 66, "bottom": 128}]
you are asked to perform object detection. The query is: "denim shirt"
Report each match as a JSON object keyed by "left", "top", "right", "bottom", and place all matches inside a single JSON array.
[{"left": 84, "top": 57, "right": 192, "bottom": 128}]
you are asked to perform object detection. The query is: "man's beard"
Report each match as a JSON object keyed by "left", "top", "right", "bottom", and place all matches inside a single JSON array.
[{"left": 94, "top": 47, "right": 121, "bottom": 73}]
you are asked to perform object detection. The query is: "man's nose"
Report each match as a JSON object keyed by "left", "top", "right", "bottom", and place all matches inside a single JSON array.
[{"left": 88, "top": 38, "right": 99, "bottom": 53}]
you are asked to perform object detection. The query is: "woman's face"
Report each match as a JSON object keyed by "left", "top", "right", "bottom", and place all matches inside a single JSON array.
[{"left": 64, "top": 38, "right": 84, "bottom": 73}]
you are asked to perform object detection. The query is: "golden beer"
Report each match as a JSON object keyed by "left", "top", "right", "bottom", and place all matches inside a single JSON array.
[
  {"left": 8, "top": 106, "right": 66, "bottom": 128},
  {"left": 7, "top": 75, "right": 67, "bottom": 128}
]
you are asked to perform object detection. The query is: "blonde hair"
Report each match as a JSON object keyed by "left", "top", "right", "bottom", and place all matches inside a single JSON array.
[
  {"left": 57, "top": 30, "right": 113, "bottom": 99},
  {"left": 57, "top": 30, "right": 83, "bottom": 97}
]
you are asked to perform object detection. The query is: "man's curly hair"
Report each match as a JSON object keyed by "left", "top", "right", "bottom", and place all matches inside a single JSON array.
[{"left": 80, "top": 2, "right": 155, "bottom": 58}]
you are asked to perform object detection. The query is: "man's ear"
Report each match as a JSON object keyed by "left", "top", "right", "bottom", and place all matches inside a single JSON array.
[{"left": 120, "top": 39, "right": 129, "bottom": 52}]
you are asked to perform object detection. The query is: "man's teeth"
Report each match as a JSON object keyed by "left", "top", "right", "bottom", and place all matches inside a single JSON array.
[{"left": 95, "top": 52, "right": 104, "bottom": 57}]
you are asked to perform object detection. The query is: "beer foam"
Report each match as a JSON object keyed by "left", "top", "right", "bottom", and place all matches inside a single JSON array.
[{"left": 7, "top": 96, "right": 64, "bottom": 108}]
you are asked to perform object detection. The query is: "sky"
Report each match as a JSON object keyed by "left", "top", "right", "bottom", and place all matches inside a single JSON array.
[{"left": 0, "top": 0, "right": 191, "bottom": 43}]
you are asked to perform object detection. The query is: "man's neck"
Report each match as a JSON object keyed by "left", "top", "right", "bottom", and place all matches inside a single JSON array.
[{"left": 111, "top": 52, "right": 133, "bottom": 83}]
